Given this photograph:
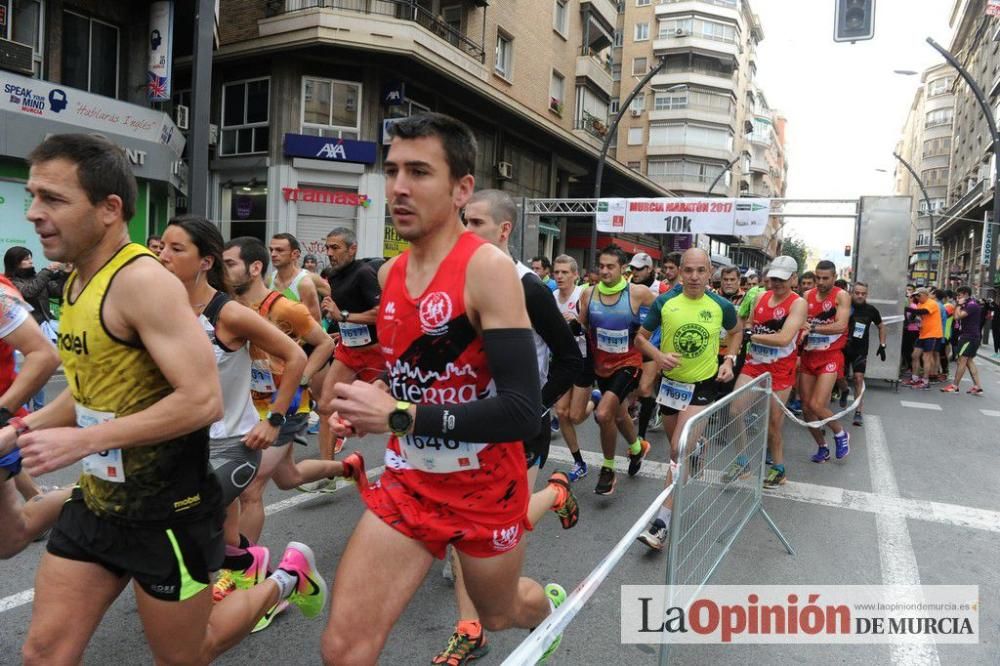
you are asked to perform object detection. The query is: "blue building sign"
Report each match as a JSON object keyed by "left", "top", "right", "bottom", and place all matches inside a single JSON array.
[{"left": 283, "top": 133, "right": 377, "bottom": 164}]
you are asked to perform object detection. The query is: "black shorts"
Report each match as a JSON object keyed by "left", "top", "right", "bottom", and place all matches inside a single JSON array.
[
  {"left": 917, "top": 338, "right": 941, "bottom": 353},
  {"left": 573, "top": 353, "right": 596, "bottom": 388},
  {"left": 596, "top": 366, "right": 641, "bottom": 403},
  {"left": 844, "top": 351, "right": 867, "bottom": 376},
  {"left": 957, "top": 338, "right": 981, "bottom": 358},
  {"left": 47, "top": 488, "right": 224, "bottom": 602},
  {"left": 524, "top": 413, "right": 551, "bottom": 470},
  {"left": 658, "top": 376, "right": 719, "bottom": 416}
]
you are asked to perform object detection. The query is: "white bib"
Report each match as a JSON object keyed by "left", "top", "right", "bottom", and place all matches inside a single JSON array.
[
  {"left": 595, "top": 327, "right": 630, "bottom": 354},
  {"left": 250, "top": 359, "right": 277, "bottom": 393},
  {"left": 656, "top": 379, "right": 695, "bottom": 412},
  {"left": 852, "top": 321, "right": 866, "bottom": 339},
  {"left": 804, "top": 332, "right": 840, "bottom": 351},
  {"left": 77, "top": 405, "right": 125, "bottom": 483},
  {"left": 400, "top": 435, "right": 484, "bottom": 474},
  {"left": 749, "top": 340, "right": 794, "bottom": 364},
  {"left": 340, "top": 322, "right": 373, "bottom": 348}
]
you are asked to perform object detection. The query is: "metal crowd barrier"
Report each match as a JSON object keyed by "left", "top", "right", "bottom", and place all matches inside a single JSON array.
[
  {"left": 502, "top": 372, "right": 794, "bottom": 665},
  {"left": 659, "top": 371, "right": 794, "bottom": 664}
]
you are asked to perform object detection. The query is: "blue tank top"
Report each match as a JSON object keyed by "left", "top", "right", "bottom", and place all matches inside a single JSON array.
[{"left": 588, "top": 286, "right": 642, "bottom": 376}]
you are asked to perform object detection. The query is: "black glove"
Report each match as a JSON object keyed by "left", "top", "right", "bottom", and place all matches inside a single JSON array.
[{"left": 877, "top": 344, "right": 886, "bottom": 362}]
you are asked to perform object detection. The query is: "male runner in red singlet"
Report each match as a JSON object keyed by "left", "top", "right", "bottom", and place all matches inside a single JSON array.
[
  {"left": 321, "top": 113, "right": 565, "bottom": 664},
  {"left": 799, "top": 260, "right": 851, "bottom": 463},
  {"left": 734, "top": 256, "right": 807, "bottom": 488}
]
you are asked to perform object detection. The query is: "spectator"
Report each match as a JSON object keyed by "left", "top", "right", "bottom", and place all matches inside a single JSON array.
[
  {"left": 3, "top": 246, "right": 66, "bottom": 333},
  {"left": 531, "top": 255, "right": 557, "bottom": 290},
  {"left": 146, "top": 234, "right": 164, "bottom": 257}
]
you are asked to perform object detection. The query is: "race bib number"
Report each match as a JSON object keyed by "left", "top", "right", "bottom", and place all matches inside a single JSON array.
[
  {"left": 76, "top": 405, "right": 125, "bottom": 483},
  {"left": 400, "top": 435, "right": 483, "bottom": 474},
  {"left": 656, "top": 379, "right": 695, "bottom": 412},
  {"left": 340, "top": 322, "right": 372, "bottom": 348},
  {"left": 250, "top": 359, "right": 277, "bottom": 393},
  {"left": 749, "top": 341, "right": 792, "bottom": 364},
  {"left": 595, "top": 327, "right": 629, "bottom": 354},
  {"left": 804, "top": 332, "right": 839, "bottom": 351},
  {"left": 852, "top": 321, "right": 866, "bottom": 339}
]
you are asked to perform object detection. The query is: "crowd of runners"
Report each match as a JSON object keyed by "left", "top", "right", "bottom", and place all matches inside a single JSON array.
[{"left": 0, "top": 112, "right": 983, "bottom": 664}]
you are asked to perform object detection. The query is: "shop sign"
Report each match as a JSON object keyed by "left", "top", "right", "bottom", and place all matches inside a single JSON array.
[
  {"left": 281, "top": 187, "right": 371, "bottom": 207},
  {"left": 384, "top": 225, "right": 409, "bottom": 258},
  {"left": 283, "top": 133, "right": 377, "bottom": 164}
]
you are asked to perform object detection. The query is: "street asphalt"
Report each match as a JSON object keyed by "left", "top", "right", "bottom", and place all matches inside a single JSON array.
[{"left": 1, "top": 364, "right": 997, "bottom": 665}]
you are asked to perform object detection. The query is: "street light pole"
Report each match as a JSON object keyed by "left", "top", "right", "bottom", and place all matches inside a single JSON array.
[
  {"left": 590, "top": 57, "right": 681, "bottom": 264},
  {"left": 928, "top": 37, "right": 1000, "bottom": 295},
  {"left": 892, "top": 151, "right": 937, "bottom": 285},
  {"left": 707, "top": 154, "right": 741, "bottom": 195}
]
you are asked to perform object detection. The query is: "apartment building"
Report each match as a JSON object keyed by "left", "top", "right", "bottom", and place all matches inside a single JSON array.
[
  {"left": 169, "top": 0, "right": 675, "bottom": 267},
  {"left": 611, "top": 0, "right": 783, "bottom": 268},
  {"left": 893, "top": 62, "right": 954, "bottom": 286},
  {"left": 935, "top": 0, "right": 1000, "bottom": 292},
  {"left": 0, "top": 0, "right": 186, "bottom": 260}
]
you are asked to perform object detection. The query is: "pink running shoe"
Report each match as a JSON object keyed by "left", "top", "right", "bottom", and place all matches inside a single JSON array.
[
  {"left": 276, "top": 542, "right": 328, "bottom": 618},
  {"left": 234, "top": 545, "right": 270, "bottom": 590}
]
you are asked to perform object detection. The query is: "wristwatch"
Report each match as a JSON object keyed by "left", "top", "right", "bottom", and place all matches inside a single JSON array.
[
  {"left": 266, "top": 411, "right": 286, "bottom": 428},
  {"left": 388, "top": 401, "right": 413, "bottom": 436},
  {"left": 340, "top": 310, "right": 350, "bottom": 323}
]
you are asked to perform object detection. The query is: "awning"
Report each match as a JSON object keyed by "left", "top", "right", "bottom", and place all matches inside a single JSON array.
[{"left": 538, "top": 222, "right": 561, "bottom": 236}]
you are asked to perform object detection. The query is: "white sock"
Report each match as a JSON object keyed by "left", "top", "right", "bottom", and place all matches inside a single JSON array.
[
  {"left": 656, "top": 508, "right": 672, "bottom": 526},
  {"left": 268, "top": 569, "right": 297, "bottom": 600}
]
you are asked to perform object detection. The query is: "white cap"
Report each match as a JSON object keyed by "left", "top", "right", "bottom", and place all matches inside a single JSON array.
[
  {"left": 629, "top": 252, "right": 653, "bottom": 269},
  {"left": 766, "top": 255, "right": 798, "bottom": 281}
]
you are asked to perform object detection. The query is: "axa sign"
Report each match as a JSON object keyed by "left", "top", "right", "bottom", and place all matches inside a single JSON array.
[{"left": 283, "top": 133, "right": 377, "bottom": 165}]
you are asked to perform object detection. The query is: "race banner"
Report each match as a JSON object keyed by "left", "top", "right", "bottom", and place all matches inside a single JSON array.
[{"left": 596, "top": 198, "right": 772, "bottom": 237}]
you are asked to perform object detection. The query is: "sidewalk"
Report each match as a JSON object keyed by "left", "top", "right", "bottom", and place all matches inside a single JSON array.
[{"left": 976, "top": 348, "right": 1000, "bottom": 367}]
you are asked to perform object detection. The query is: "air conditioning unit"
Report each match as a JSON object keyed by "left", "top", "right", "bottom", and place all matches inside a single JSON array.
[
  {"left": 675, "top": 28, "right": 690, "bottom": 37},
  {"left": 209, "top": 123, "right": 219, "bottom": 146},
  {"left": 630, "top": 109, "right": 642, "bottom": 117},
  {"left": 0, "top": 38, "right": 34, "bottom": 76},
  {"left": 497, "top": 161, "right": 513, "bottom": 180},
  {"left": 175, "top": 104, "right": 190, "bottom": 130}
]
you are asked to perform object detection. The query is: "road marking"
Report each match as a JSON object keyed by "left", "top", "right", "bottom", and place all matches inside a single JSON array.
[
  {"left": 899, "top": 401, "right": 941, "bottom": 410},
  {"left": 980, "top": 409, "right": 1000, "bottom": 417},
  {"left": 547, "top": 447, "right": 1000, "bottom": 534},
  {"left": 0, "top": 465, "right": 384, "bottom": 616}
]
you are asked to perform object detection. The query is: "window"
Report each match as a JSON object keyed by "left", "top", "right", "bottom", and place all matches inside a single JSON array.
[
  {"left": 659, "top": 16, "right": 736, "bottom": 43},
  {"left": 633, "top": 57, "right": 647, "bottom": 76},
  {"left": 922, "top": 136, "right": 951, "bottom": 158},
  {"left": 62, "top": 11, "right": 119, "bottom": 97},
  {"left": 648, "top": 123, "right": 733, "bottom": 150},
  {"left": 921, "top": 167, "right": 949, "bottom": 186},
  {"left": 553, "top": 0, "right": 568, "bottom": 35},
  {"left": 221, "top": 78, "right": 270, "bottom": 156},
  {"left": 12, "top": 0, "right": 44, "bottom": 78},
  {"left": 610, "top": 97, "right": 620, "bottom": 114},
  {"left": 614, "top": 30, "right": 623, "bottom": 47},
  {"left": 631, "top": 92, "right": 646, "bottom": 113},
  {"left": 928, "top": 77, "right": 954, "bottom": 97},
  {"left": 648, "top": 159, "right": 729, "bottom": 187},
  {"left": 925, "top": 108, "right": 953, "bottom": 128},
  {"left": 627, "top": 127, "right": 643, "bottom": 145},
  {"left": 637, "top": 0, "right": 651, "bottom": 5},
  {"left": 495, "top": 31, "right": 513, "bottom": 79},
  {"left": 634, "top": 23, "right": 649, "bottom": 41},
  {"left": 302, "top": 77, "right": 361, "bottom": 139},
  {"left": 917, "top": 198, "right": 946, "bottom": 214},
  {"left": 611, "top": 64, "right": 621, "bottom": 81},
  {"left": 549, "top": 71, "right": 565, "bottom": 113}
]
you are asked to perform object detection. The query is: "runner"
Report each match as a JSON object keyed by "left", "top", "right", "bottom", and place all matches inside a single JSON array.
[
  {"left": 0, "top": 273, "right": 65, "bottom": 559},
  {"left": 798, "top": 271, "right": 815, "bottom": 295},
  {"left": 302, "top": 254, "right": 332, "bottom": 300},
  {"left": 634, "top": 248, "right": 739, "bottom": 550},
  {"left": 716, "top": 265, "right": 745, "bottom": 397},
  {"left": 578, "top": 244, "right": 657, "bottom": 496},
  {"left": 630, "top": 251, "right": 664, "bottom": 450},
  {"left": 268, "top": 233, "right": 323, "bottom": 324},
  {"left": 321, "top": 113, "right": 565, "bottom": 664},
  {"left": 904, "top": 287, "right": 943, "bottom": 390},
  {"left": 842, "top": 282, "right": 886, "bottom": 426},
  {"left": 942, "top": 286, "right": 984, "bottom": 396},
  {"left": 735, "top": 256, "right": 807, "bottom": 488},
  {"left": 15, "top": 134, "right": 326, "bottom": 664},
  {"left": 311, "top": 226, "right": 385, "bottom": 488},
  {"left": 530, "top": 256, "right": 558, "bottom": 291},
  {"left": 799, "top": 260, "right": 852, "bottom": 463},
  {"left": 433, "top": 187, "right": 582, "bottom": 664},
  {"left": 657, "top": 251, "right": 682, "bottom": 294},
  {"left": 552, "top": 254, "right": 596, "bottom": 482}
]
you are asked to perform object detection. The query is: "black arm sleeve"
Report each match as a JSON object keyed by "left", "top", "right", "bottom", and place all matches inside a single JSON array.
[
  {"left": 523, "top": 277, "right": 583, "bottom": 409},
  {"left": 413, "top": 328, "right": 542, "bottom": 443}
]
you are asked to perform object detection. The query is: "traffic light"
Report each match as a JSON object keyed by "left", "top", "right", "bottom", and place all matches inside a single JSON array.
[
  {"left": 844, "top": 245, "right": 852, "bottom": 257},
  {"left": 834, "top": 0, "right": 876, "bottom": 43}
]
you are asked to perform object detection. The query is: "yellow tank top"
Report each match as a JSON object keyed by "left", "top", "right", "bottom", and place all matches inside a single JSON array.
[{"left": 60, "top": 243, "right": 219, "bottom": 523}]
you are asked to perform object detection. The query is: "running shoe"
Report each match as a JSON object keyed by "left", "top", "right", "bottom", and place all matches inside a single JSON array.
[
  {"left": 834, "top": 431, "right": 850, "bottom": 460},
  {"left": 763, "top": 466, "right": 786, "bottom": 489},
  {"left": 296, "top": 478, "right": 336, "bottom": 493},
  {"left": 853, "top": 410, "right": 864, "bottom": 426},
  {"left": 810, "top": 446, "right": 831, "bottom": 463},
  {"left": 550, "top": 415, "right": 560, "bottom": 433},
  {"left": 968, "top": 386, "right": 984, "bottom": 396},
  {"left": 637, "top": 519, "right": 669, "bottom": 551},
  {"left": 251, "top": 600, "right": 289, "bottom": 633},
  {"left": 307, "top": 421, "right": 320, "bottom": 435},
  {"left": 932, "top": 373, "right": 948, "bottom": 383},
  {"left": 212, "top": 569, "right": 236, "bottom": 603},
  {"left": 721, "top": 457, "right": 751, "bottom": 483},
  {"left": 901, "top": 377, "right": 921, "bottom": 387},
  {"left": 340, "top": 451, "right": 368, "bottom": 491},
  {"left": 787, "top": 399, "right": 802, "bottom": 414},
  {"left": 432, "top": 622, "right": 489, "bottom": 665},
  {"left": 547, "top": 471, "right": 579, "bottom": 529},
  {"left": 627, "top": 439, "right": 651, "bottom": 477},
  {"left": 839, "top": 389, "right": 849, "bottom": 409},
  {"left": 594, "top": 466, "right": 616, "bottom": 495},
  {"left": 940, "top": 384, "right": 960, "bottom": 393},
  {"left": 566, "top": 461, "right": 588, "bottom": 482},
  {"left": 233, "top": 545, "right": 270, "bottom": 590},
  {"left": 277, "top": 542, "right": 328, "bottom": 618},
  {"left": 537, "top": 584, "right": 568, "bottom": 664},
  {"left": 334, "top": 436, "right": 345, "bottom": 455}
]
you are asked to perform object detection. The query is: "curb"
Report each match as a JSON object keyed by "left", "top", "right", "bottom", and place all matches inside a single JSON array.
[{"left": 977, "top": 350, "right": 1000, "bottom": 368}]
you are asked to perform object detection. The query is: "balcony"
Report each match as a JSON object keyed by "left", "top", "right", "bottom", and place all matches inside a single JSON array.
[
  {"left": 580, "top": 0, "right": 617, "bottom": 33},
  {"left": 574, "top": 110, "right": 610, "bottom": 143},
  {"left": 649, "top": 104, "right": 733, "bottom": 127},
  {"left": 653, "top": 32, "right": 740, "bottom": 64},
  {"left": 656, "top": 0, "right": 740, "bottom": 24},
  {"left": 261, "top": 0, "right": 486, "bottom": 63},
  {"left": 652, "top": 69, "right": 737, "bottom": 91},
  {"left": 575, "top": 53, "right": 613, "bottom": 96},
  {"left": 646, "top": 142, "right": 733, "bottom": 161},
  {"left": 650, "top": 174, "right": 726, "bottom": 194}
]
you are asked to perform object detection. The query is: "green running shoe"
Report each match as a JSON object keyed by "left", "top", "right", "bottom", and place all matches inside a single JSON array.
[{"left": 537, "top": 583, "right": 567, "bottom": 664}]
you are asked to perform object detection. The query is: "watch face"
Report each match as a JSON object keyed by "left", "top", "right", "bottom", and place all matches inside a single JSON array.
[{"left": 389, "top": 410, "right": 411, "bottom": 433}]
